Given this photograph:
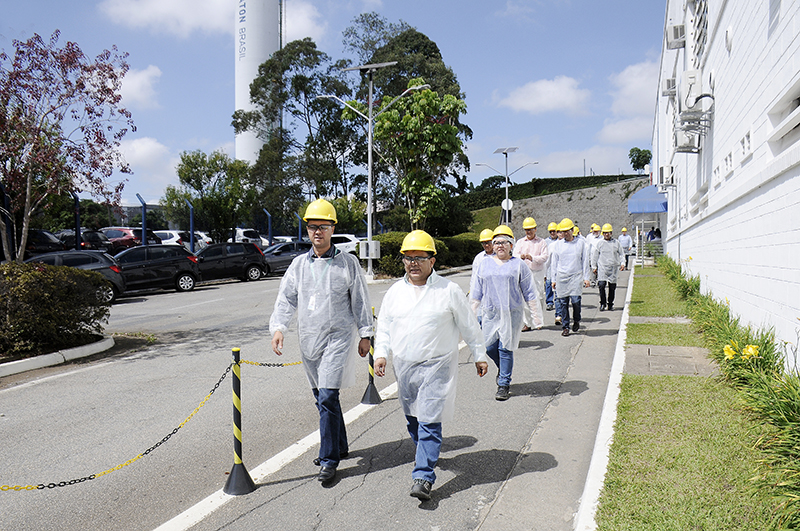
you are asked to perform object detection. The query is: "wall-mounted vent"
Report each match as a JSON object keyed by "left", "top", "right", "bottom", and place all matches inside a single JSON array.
[
  {"left": 659, "top": 165, "right": 674, "bottom": 186},
  {"left": 662, "top": 77, "right": 677, "bottom": 96},
  {"left": 666, "top": 24, "right": 686, "bottom": 49}
]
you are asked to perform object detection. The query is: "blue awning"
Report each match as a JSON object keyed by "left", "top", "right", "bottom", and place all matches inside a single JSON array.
[{"left": 628, "top": 185, "right": 668, "bottom": 213}]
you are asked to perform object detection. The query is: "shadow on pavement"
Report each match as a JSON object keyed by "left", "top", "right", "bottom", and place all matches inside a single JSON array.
[{"left": 511, "top": 379, "right": 589, "bottom": 398}]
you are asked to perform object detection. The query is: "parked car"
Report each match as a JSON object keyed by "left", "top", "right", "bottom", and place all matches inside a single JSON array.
[
  {"left": 57, "top": 229, "right": 115, "bottom": 254},
  {"left": 262, "top": 241, "right": 313, "bottom": 275},
  {"left": 24, "top": 250, "right": 126, "bottom": 303},
  {"left": 100, "top": 227, "right": 162, "bottom": 254},
  {"left": 195, "top": 242, "right": 266, "bottom": 282},
  {"left": 195, "top": 231, "right": 214, "bottom": 245},
  {"left": 114, "top": 244, "right": 201, "bottom": 292},
  {"left": 227, "top": 228, "right": 264, "bottom": 247},
  {"left": 23, "top": 229, "right": 67, "bottom": 259},
  {"left": 153, "top": 230, "right": 206, "bottom": 252},
  {"left": 330, "top": 234, "right": 362, "bottom": 256}
]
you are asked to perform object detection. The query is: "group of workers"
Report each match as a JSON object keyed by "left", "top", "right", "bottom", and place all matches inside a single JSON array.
[{"left": 268, "top": 198, "right": 628, "bottom": 502}]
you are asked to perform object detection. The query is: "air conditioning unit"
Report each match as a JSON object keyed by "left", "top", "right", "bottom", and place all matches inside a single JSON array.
[
  {"left": 657, "top": 184, "right": 669, "bottom": 194},
  {"left": 666, "top": 24, "right": 686, "bottom": 49},
  {"left": 674, "top": 131, "right": 699, "bottom": 153},
  {"left": 679, "top": 70, "right": 702, "bottom": 111},
  {"left": 659, "top": 165, "right": 674, "bottom": 186},
  {"left": 662, "top": 77, "right": 677, "bottom": 97}
]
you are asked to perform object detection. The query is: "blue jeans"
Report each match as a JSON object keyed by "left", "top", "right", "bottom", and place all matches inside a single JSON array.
[
  {"left": 557, "top": 295, "right": 582, "bottom": 329},
  {"left": 545, "top": 278, "right": 554, "bottom": 305},
  {"left": 553, "top": 287, "right": 563, "bottom": 318},
  {"left": 406, "top": 415, "right": 442, "bottom": 484},
  {"left": 486, "top": 339, "right": 513, "bottom": 386},
  {"left": 313, "top": 388, "right": 348, "bottom": 469}
]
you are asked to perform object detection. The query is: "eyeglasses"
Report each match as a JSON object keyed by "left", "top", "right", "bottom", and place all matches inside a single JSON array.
[
  {"left": 401, "top": 255, "right": 431, "bottom": 264},
  {"left": 492, "top": 241, "right": 511, "bottom": 247},
  {"left": 307, "top": 224, "right": 333, "bottom": 233}
]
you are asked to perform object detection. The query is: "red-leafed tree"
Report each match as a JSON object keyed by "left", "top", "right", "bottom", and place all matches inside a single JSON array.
[{"left": 0, "top": 30, "right": 135, "bottom": 261}]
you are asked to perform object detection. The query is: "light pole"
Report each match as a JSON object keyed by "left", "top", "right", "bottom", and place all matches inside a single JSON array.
[
  {"left": 476, "top": 147, "right": 537, "bottom": 225},
  {"left": 317, "top": 63, "right": 429, "bottom": 279}
]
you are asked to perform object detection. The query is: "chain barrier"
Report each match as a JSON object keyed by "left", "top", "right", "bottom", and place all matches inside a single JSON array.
[{"left": 2, "top": 357, "right": 304, "bottom": 493}]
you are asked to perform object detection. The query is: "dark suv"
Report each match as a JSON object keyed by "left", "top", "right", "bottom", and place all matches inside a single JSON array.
[
  {"left": 100, "top": 227, "right": 162, "bottom": 254},
  {"left": 114, "top": 244, "right": 201, "bottom": 292},
  {"left": 195, "top": 242, "right": 266, "bottom": 281},
  {"left": 24, "top": 229, "right": 67, "bottom": 258},
  {"left": 57, "top": 229, "right": 115, "bottom": 254}
]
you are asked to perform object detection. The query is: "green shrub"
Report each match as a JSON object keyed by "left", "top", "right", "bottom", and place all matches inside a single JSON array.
[
  {"left": 373, "top": 231, "right": 452, "bottom": 278},
  {"left": 439, "top": 233, "right": 482, "bottom": 267},
  {"left": 0, "top": 262, "right": 110, "bottom": 358}
]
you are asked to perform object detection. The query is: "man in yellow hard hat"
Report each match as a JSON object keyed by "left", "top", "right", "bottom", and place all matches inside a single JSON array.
[
  {"left": 591, "top": 224, "right": 626, "bottom": 311},
  {"left": 470, "top": 229, "right": 495, "bottom": 322},
  {"left": 543, "top": 222, "right": 559, "bottom": 311},
  {"left": 550, "top": 218, "right": 591, "bottom": 336},
  {"left": 374, "top": 230, "right": 488, "bottom": 501},
  {"left": 270, "top": 198, "right": 374, "bottom": 486},
  {"left": 585, "top": 224, "right": 602, "bottom": 287},
  {"left": 618, "top": 227, "right": 633, "bottom": 269},
  {"left": 513, "top": 217, "right": 548, "bottom": 330}
]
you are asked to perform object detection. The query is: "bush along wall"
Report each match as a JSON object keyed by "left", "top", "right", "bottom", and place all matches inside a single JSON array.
[
  {"left": 659, "top": 255, "right": 800, "bottom": 527},
  {"left": 0, "top": 262, "right": 110, "bottom": 359},
  {"left": 371, "top": 232, "right": 482, "bottom": 278}
]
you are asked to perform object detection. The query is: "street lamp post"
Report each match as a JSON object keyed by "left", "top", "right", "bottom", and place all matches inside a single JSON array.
[
  {"left": 317, "top": 63, "right": 429, "bottom": 279},
  {"left": 475, "top": 148, "right": 537, "bottom": 225}
]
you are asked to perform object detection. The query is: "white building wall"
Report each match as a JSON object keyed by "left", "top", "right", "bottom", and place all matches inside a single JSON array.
[{"left": 654, "top": 0, "right": 800, "bottom": 362}]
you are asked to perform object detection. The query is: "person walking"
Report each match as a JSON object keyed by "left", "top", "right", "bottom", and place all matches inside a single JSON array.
[
  {"left": 373, "top": 230, "right": 488, "bottom": 501},
  {"left": 550, "top": 218, "right": 591, "bottom": 336},
  {"left": 618, "top": 227, "right": 633, "bottom": 269},
  {"left": 269, "top": 199, "right": 374, "bottom": 486},
  {"left": 513, "top": 217, "right": 548, "bottom": 331},
  {"left": 543, "top": 222, "right": 559, "bottom": 311},
  {"left": 471, "top": 225, "right": 539, "bottom": 401},
  {"left": 591, "top": 224, "right": 626, "bottom": 311}
]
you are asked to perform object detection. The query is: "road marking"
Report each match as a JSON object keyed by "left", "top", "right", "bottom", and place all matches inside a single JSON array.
[
  {"left": 0, "top": 362, "right": 115, "bottom": 394},
  {"left": 152, "top": 382, "right": 399, "bottom": 531},
  {"left": 167, "top": 298, "right": 226, "bottom": 311}
]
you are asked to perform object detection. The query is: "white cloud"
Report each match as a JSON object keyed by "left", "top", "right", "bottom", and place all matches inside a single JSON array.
[
  {"left": 284, "top": 0, "right": 327, "bottom": 42},
  {"left": 498, "top": 76, "right": 591, "bottom": 116},
  {"left": 596, "top": 61, "right": 658, "bottom": 145},
  {"left": 537, "top": 145, "right": 631, "bottom": 176},
  {"left": 98, "top": 0, "right": 231, "bottom": 37},
  {"left": 118, "top": 137, "right": 180, "bottom": 204},
  {"left": 121, "top": 65, "right": 162, "bottom": 110}
]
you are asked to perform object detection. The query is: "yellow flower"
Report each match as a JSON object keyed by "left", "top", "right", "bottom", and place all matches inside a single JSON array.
[
  {"left": 725, "top": 297, "right": 730, "bottom": 306},
  {"left": 724, "top": 345, "right": 737, "bottom": 360},
  {"left": 742, "top": 344, "right": 759, "bottom": 360}
]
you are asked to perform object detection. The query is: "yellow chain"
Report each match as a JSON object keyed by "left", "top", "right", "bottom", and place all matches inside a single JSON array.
[
  {"left": 1, "top": 484, "right": 38, "bottom": 491},
  {"left": 240, "top": 359, "right": 303, "bottom": 367}
]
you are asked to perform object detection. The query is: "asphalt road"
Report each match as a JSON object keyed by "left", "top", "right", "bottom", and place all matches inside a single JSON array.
[{"left": 0, "top": 270, "right": 625, "bottom": 531}]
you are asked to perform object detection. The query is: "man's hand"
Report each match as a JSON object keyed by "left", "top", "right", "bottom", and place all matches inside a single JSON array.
[
  {"left": 584, "top": 280, "right": 591, "bottom": 288},
  {"left": 271, "top": 330, "right": 284, "bottom": 356},
  {"left": 552, "top": 282, "right": 557, "bottom": 290},
  {"left": 374, "top": 357, "right": 387, "bottom": 377},
  {"left": 358, "top": 337, "right": 371, "bottom": 358},
  {"left": 593, "top": 268, "right": 597, "bottom": 275},
  {"left": 475, "top": 361, "right": 488, "bottom": 377},
  {"left": 620, "top": 265, "right": 626, "bottom": 271}
]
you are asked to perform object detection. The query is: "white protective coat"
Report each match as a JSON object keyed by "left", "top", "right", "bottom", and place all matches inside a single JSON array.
[
  {"left": 471, "top": 257, "right": 538, "bottom": 352},
  {"left": 374, "top": 271, "right": 487, "bottom": 423},
  {"left": 550, "top": 238, "right": 592, "bottom": 297},
  {"left": 591, "top": 238, "right": 625, "bottom": 283},
  {"left": 269, "top": 249, "right": 373, "bottom": 389}
]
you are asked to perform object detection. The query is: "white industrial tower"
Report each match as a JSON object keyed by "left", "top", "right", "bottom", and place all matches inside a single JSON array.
[{"left": 234, "top": 0, "right": 281, "bottom": 164}]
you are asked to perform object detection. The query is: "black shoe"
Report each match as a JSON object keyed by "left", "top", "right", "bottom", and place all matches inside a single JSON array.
[
  {"left": 607, "top": 304, "right": 614, "bottom": 311},
  {"left": 495, "top": 386, "right": 510, "bottom": 401},
  {"left": 599, "top": 304, "right": 606, "bottom": 311},
  {"left": 546, "top": 304, "right": 554, "bottom": 311},
  {"left": 572, "top": 321, "right": 580, "bottom": 332},
  {"left": 410, "top": 478, "right": 432, "bottom": 500},
  {"left": 318, "top": 466, "right": 336, "bottom": 485},
  {"left": 313, "top": 451, "right": 349, "bottom": 467},
  {"left": 561, "top": 328, "right": 570, "bottom": 337}
]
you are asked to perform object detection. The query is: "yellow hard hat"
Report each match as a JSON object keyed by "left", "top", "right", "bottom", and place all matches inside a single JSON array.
[
  {"left": 303, "top": 198, "right": 337, "bottom": 223},
  {"left": 493, "top": 225, "right": 514, "bottom": 239},
  {"left": 621, "top": 227, "right": 627, "bottom": 232},
  {"left": 479, "top": 229, "right": 494, "bottom": 242},
  {"left": 548, "top": 222, "right": 558, "bottom": 231},
  {"left": 557, "top": 218, "right": 574, "bottom": 231},
  {"left": 602, "top": 223, "right": 613, "bottom": 233},
  {"left": 400, "top": 230, "right": 437, "bottom": 255},
  {"left": 573, "top": 226, "right": 580, "bottom": 236},
  {"left": 591, "top": 223, "right": 600, "bottom": 231},
  {"left": 522, "top": 217, "right": 537, "bottom": 229}
]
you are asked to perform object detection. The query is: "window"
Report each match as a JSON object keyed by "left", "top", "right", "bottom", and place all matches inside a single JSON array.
[
  {"left": 227, "top": 243, "right": 245, "bottom": 255},
  {"left": 118, "top": 248, "right": 146, "bottom": 263},
  {"left": 62, "top": 254, "right": 97, "bottom": 267},
  {"left": 202, "top": 246, "right": 224, "bottom": 258}
]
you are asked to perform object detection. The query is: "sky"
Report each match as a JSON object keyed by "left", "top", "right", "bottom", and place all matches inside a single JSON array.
[{"left": 1, "top": 0, "right": 666, "bottom": 206}]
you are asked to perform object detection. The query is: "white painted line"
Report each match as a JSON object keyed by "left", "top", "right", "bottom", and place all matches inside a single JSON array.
[
  {"left": 0, "top": 361, "right": 115, "bottom": 393},
  {"left": 573, "top": 271, "right": 634, "bottom": 530},
  {"left": 167, "top": 298, "right": 226, "bottom": 311},
  {"left": 152, "top": 382, "right": 399, "bottom": 531}
]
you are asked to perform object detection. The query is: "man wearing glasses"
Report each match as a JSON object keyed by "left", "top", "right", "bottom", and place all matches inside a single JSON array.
[
  {"left": 270, "top": 199, "right": 373, "bottom": 487},
  {"left": 374, "top": 230, "right": 488, "bottom": 501}
]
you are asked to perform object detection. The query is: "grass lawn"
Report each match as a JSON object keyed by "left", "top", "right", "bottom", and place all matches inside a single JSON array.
[
  {"left": 626, "top": 323, "right": 706, "bottom": 347},
  {"left": 628, "top": 272, "right": 687, "bottom": 317},
  {"left": 470, "top": 206, "right": 502, "bottom": 233},
  {"left": 596, "top": 375, "right": 777, "bottom": 530}
]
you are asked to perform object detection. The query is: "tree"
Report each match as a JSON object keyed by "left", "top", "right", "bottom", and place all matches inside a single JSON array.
[
  {"left": 0, "top": 31, "right": 135, "bottom": 261},
  {"left": 341, "top": 12, "right": 413, "bottom": 65},
  {"left": 344, "top": 80, "right": 467, "bottom": 230},
  {"left": 628, "top": 147, "right": 652, "bottom": 174},
  {"left": 160, "top": 150, "right": 250, "bottom": 244},
  {"left": 130, "top": 209, "right": 167, "bottom": 231}
]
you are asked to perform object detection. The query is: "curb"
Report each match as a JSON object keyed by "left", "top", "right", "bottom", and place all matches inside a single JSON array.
[{"left": 0, "top": 335, "right": 116, "bottom": 378}]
